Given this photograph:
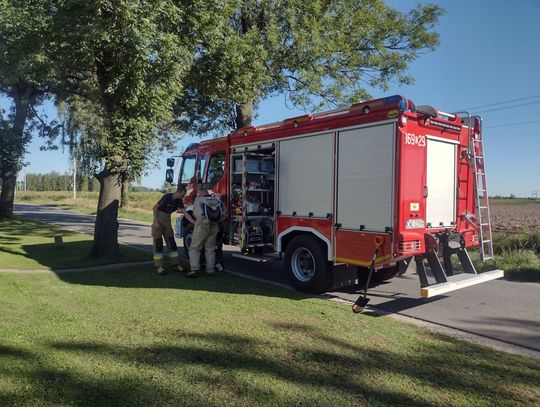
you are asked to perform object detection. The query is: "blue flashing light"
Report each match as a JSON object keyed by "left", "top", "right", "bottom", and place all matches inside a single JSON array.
[{"left": 383, "top": 95, "right": 407, "bottom": 112}]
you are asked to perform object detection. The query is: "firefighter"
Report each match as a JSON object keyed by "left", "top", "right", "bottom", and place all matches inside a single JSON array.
[
  {"left": 152, "top": 186, "right": 195, "bottom": 275},
  {"left": 187, "top": 185, "right": 222, "bottom": 277}
]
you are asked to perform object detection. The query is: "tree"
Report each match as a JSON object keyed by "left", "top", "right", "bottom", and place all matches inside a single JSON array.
[
  {"left": 0, "top": 0, "right": 56, "bottom": 218},
  {"left": 176, "top": 0, "right": 443, "bottom": 134},
  {"left": 52, "top": 0, "right": 225, "bottom": 257}
]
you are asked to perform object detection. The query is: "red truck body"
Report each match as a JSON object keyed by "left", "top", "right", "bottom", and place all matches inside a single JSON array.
[{"left": 172, "top": 95, "right": 502, "bottom": 296}]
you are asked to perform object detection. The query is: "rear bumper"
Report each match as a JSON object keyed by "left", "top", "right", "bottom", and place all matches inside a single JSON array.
[{"left": 420, "top": 269, "right": 504, "bottom": 298}]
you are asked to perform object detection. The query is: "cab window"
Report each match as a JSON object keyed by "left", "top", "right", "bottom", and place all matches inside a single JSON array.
[
  {"left": 206, "top": 151, "right": 226, "bottom": 185},
  {"left": 180, "top": 155, "right": 196, "bottom": 184},
  {"left": 197, "top": 155, "right": 208, "bottom": 183}
]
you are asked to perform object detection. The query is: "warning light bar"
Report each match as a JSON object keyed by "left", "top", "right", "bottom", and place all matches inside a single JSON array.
[{"left": 427, "top": 119, "right": 461, "bottom": 132}]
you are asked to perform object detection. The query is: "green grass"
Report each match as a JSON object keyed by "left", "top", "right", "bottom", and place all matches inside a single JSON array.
[
  {"left": 490, "top": 198, "right": 540, "bottom": 205},
  {"left": 481, "top": 230, "right": 540, "bottom": 282},
  {"left": 40, "top": 203, "right": 155, "bottom": 224},
  {"left": 0, "top": 266, "right": 538, "bottom": 407},
  {"left": 0, "top": 217, "right": 149, "bottom": 270},
  {"left": 493, "top": 230, "right": 540, "bottom": 254},
  {"left": 16, "top": 191, "right": 162, "bottom": 223}
]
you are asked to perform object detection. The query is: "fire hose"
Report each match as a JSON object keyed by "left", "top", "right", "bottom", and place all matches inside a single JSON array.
[{"left": 352, "top": 235, "right": 384, "bottom": 313}]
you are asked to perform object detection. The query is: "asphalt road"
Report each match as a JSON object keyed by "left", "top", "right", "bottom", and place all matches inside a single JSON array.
[{"left": 14, "top": 203, "right": 540, "bottom": 352}]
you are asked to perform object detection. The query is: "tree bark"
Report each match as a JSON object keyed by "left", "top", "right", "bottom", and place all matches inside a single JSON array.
[
  {"left": 120, "top": 176, "right": 129, "bottom": 208},
  {"left": 235, "top": 101, "right": 254, "bottom": 129},
  {"left": 0, "top": 171, "right": 17, "bottom": 219},
  {"left": 0, "top": 85, "right": 34, "bottom": 219},
  {"left": 90, "top": 168, "right": 121, "bottom": 258}
]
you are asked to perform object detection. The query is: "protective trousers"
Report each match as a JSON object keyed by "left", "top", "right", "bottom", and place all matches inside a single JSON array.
[
  {"left": 151, "top": 211, "right": 180, "bottom": 269},
  {"left": 188, "top": 219, "right": 219, "bottom": 273}
]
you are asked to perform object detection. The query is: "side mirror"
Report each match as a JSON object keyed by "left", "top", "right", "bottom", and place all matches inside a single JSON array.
[
  {"left": 165, "top": 169, "right": 174, "bottom": 184},
  {"left": 166, "top": 158, "right": 175, "bottom": 167}
]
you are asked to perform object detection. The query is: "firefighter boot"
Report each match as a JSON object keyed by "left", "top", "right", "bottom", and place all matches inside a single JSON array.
[
  {"left": 173, "top": 264, "right": 185, "bottom": 273},
  {"left": 156, "top": 266, "right": 166, "bottom": 275}
]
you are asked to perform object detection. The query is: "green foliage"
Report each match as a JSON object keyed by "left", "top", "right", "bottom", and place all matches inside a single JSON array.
[
  {"left": 0, "top": 115, "right": 29, "bottom": 175},
  {"left": 0, "top": 0, "right": 56, "bottom": 91},
  {"left": 53, "top": 0, "right": 225, "bottom": 178},
  {"left": 178, "top": 0, "right": 443, "bottom": 134},
  {"left": 493, "top": 231, "right": 540, "bottom": 255}
]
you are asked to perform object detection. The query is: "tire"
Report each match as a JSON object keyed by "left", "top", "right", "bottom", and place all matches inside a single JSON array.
[
  {"left": 182, "top": 222, "right": 194, "bottom": 258},
  {"left": 285, "top": 235, "right": 333, "bottom": 294}
]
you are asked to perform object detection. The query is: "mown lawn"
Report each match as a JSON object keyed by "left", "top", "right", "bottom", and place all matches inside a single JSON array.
[
  {"left": 0, "top": 217, "right": 149, "bottom": 270},
  {"left": 0, "top": 265, "right": 538, "bottom": 407}
]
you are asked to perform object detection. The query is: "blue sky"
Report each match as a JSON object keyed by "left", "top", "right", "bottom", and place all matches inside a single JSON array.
[{"left": 6, "top": 0, "right": 540, "bottom": 196}]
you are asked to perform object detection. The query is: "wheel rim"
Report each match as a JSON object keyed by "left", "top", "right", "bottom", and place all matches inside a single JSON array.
[{"left": 291, "top": 247, "right": 316, "bottom": 282}]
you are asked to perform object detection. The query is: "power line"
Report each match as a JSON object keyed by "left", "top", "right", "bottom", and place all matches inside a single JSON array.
[
  {"left": 474, "top": 100, "right": 540, "bottom": 114},
  {"left": 484, "top": 120, "right": 540, "bottom": 129},
  {"left": 457, "top": 94, "right": 540, "bottom": 111},
  {"left": 482, "top": 110, "right": 540, "bottom": 121}
]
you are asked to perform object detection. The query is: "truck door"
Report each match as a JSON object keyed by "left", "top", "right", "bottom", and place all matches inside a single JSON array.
[
  {"left": 425, "top": 137, "right": 458, "bottom": 228},
  {"left": 334, "top": 122, "right": 395, "bottom": 266}
]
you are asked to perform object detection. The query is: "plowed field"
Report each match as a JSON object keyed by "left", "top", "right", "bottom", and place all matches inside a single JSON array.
[{"left": 490, "top": 203, "right": 540, "bottom": 233}]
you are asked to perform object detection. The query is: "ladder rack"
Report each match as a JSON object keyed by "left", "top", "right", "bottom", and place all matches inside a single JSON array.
[{"left": 470, "top": 116, "right": 494, "bottom": 261}]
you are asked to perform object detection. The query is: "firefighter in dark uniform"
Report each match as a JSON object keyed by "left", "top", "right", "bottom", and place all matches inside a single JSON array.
[{"left": 152, "top": 186, "right": 195, "bottom": 274}]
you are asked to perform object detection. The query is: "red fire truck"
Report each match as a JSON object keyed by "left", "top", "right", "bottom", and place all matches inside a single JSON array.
[{"left": 166, "top": 95, "right": 503, "bottom": 297}]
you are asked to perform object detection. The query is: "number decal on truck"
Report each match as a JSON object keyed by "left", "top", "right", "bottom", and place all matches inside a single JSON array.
[{"left": 404, "top": 132, "right": 426, "bottom": 147}]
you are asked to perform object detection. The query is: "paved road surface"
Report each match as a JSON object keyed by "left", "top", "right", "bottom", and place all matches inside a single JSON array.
[{"left": 14, "top": 203, "right": 540, "bottom": 352}]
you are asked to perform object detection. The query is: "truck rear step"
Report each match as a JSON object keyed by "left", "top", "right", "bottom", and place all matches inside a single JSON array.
[
  {"left": 415, "top": 233, "right": 503, "bottom": 298},
  {"left": 421, "top": 269, "right": 504, "bottom": 298}
]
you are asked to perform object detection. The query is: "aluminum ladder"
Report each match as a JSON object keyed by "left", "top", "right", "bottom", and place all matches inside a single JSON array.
[{"left": 470, "top": 116, "right": 494, "bottom": 261}]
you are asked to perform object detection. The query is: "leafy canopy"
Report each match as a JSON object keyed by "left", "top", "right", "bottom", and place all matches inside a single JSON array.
[
  {"left": 177, "top": 0, "right": 443, "bottom": 134},
  {"left": 53, "top": 0, "right": 227, "bottom": 177}
]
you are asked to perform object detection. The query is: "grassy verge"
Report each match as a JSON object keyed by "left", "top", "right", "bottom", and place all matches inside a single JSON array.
[
  {"left": 490, "top": 198, "right": 540, "bottom": 205},
  {"left": 0, "top": 217, "right": 149, "bottom": 270},
  {"left": 462, "top": 230, "right": 540, "bottom": 282},
  {"left": 16, "top": 191, "right": 161, "bottom": 223},
  {"left": 0, "top": 265, "right": 538, "bottom": 407}
]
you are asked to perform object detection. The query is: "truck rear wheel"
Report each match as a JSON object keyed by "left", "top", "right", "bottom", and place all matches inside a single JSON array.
[{"left": 285, "top": 235, "right": 333, "bottom": 293}]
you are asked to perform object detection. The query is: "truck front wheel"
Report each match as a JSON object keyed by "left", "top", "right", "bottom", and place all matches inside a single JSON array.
[{"left": 285, "top": 235, "right": 333, "bottom": 293}]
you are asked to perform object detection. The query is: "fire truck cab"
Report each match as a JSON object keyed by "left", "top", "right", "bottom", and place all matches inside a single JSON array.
[{"left": 168, "top": 95, "right": 503, "bottom": 296}]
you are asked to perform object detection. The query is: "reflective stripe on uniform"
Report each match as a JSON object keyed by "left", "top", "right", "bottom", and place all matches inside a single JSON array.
[
  {"left": 153, "top": 254, "right": 164, "bottom": 260},
  {"left": 168, "top": 251, "right": 179, "bottom": 258}
]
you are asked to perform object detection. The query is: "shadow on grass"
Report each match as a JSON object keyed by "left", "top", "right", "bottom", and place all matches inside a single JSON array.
[
  {"left": 0, "top": 217, "right": 81, "bottom": 239},
  {"left": 56, "top": 265, "right": 308, "bottom": 301},
  {"left": 19, "top": 241, "right": 149, "bottom": 270},
  {"left": 1, "top": 323, "right": 538, "bottom": 406}
]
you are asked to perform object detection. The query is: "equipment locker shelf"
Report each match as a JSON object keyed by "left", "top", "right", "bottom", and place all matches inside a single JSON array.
[{"left": 230, "top": 151, "right": 275, "bottom": 250}]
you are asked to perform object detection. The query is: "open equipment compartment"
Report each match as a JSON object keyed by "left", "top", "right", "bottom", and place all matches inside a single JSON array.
[{"left": 230, "top": 144, "right": 276, "bottom": 252}]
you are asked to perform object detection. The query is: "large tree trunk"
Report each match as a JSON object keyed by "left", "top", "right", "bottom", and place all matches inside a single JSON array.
[
  {"left": 120, "top": 175, "right": 129, "bottom": 208},
  {"left": 0, "top": 86, "right": 33, "bottom": 219},
  {"left": 90, "top": 168, "right": 121, "bottom": 258},
  {"left": 0, "top": 171, "right": 17, "bottom": 219},
  {"left": 235, "top": 101, "right": 254, "bottom": 129}
]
